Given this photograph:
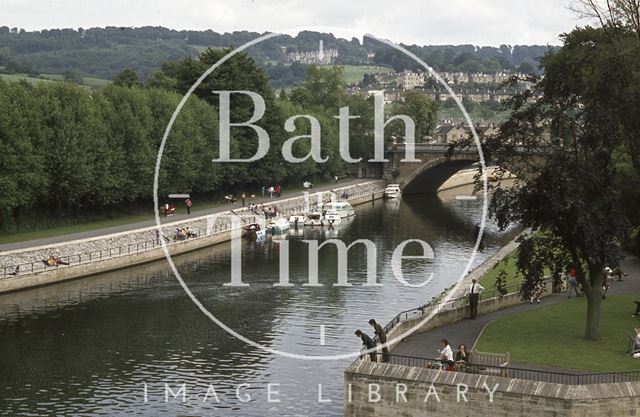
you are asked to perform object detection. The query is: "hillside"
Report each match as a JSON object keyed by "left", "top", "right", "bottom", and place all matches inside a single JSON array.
[{"left": 0, "top": 26, "right": 553, "bottom": 84}]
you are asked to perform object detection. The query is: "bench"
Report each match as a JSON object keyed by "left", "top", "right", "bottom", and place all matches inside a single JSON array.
[
  {"left": 626, "top": 332, "right": 640, "bottom": 357},
  {"left": 467, "top": 350, "right": 510, "bottom": 377}
]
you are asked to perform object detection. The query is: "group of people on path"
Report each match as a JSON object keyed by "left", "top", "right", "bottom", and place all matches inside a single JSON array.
[
  {"left": 566, "top": 264, "right": 625, "bottom": 300},
  {"left": 435, "top": 339, "right": 470, "bottom": 371},
  {"left": 355, "top": 319, "right": 390, "bottom": 363},
  {"left": 262, "top": 184, "right": 282, "bottom": 198},
  {"left": 248, "top": 204, "right": 278, "bottom": 219}
]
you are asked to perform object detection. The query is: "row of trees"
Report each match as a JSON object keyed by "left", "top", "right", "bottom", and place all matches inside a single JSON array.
[
  {"left": 0, "top": 48, "right": 440, "bottom": 232},
  {"left": 0, "top": 80, "right": 222, "bottom": 231}
]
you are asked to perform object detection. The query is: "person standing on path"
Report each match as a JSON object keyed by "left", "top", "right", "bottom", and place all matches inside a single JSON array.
[
  {"left": 465, "top": 278, "right": 484, "bottom": 319},
  {"left": 241, "top": 193, "right": 246, "bottom": 207},
  {"left": 369, "top": 319, "right": 389, "bottom": 363},
  {"left": 355, "top": 330, "right": 377, "bottom": 362},
  {"left": 567, "top": 265, "right": 580, "bottom": 297},
  {"left": 185, "top": 198, "right": 192, "bottom": 215}
]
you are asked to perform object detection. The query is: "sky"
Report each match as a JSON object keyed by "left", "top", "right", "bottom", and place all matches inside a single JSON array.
[{"left": 3, "top": 0, "right": 585, "bottom": 46}]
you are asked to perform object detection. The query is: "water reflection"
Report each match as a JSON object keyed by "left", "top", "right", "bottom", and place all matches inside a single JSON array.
[{"left": 0, "top": 187, "right": 517, "bottom": 416}]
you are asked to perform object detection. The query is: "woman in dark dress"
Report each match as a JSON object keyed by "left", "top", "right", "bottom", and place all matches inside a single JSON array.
[{"left": 455, "top": 344, "right": 469, "bottom": 364}]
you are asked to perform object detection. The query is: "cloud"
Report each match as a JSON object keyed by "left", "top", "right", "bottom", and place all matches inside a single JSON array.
[{"left": 3, "top": 0, "right": 576, "bottom": 45}]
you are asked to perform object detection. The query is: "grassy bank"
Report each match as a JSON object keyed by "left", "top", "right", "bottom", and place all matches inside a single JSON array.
[
  {"left": 479, "top": 250, "right": 523, "bottom": 291},
  {"left": 475, "top": 293, "right": 640, "bottom": 372}
]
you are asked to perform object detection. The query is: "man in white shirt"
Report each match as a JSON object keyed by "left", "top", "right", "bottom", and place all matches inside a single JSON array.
[{"left": 466, "top": 278, "right": 485, "bottom": 319}]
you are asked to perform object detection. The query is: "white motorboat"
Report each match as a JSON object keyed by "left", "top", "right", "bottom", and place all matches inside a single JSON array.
[
  {"left": 304, "top": 211, "right": 324, "bottom": 227},
  {"left": 324, "top": 209, "right": 342, "bottom": 227},
  {"left": 289, "top": 215, "right": 306, "bottom": 228},
  {"left": 384, "top": 184, "right": 402, "bottom": 199},
  {"left": 322, "top": 201, "right": 355, "bottom": 218},
  {"left": 267, "top": 217, "right": 290, "bottom": 235}
]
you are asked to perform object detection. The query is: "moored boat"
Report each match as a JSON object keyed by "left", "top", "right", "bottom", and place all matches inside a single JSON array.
[
  {"left": 304, "top": 211, "right": 324, "bottom": 227},
  {"left": 267, "top": 217, "right": 290, "bottom": 235},
  {"left": 322, "top": 201, "right": 355, "bottom": 218},
  {"left": 244, "top": 223, "right": 263, "bottom": 240},
  {"left": 384, "top": 184, "right": 402, "bottom": 199},
  {"left": 289, "top": 215, "right": 305, "bottom": 228},
  {"left": 324, "top": 209, "right": 342, "bottom": 227}
]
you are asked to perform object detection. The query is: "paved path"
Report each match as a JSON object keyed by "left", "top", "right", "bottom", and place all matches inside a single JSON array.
[
  {"left": 0, "top": 178, "right": 374, "bottom": 252},
  {"left": 393, "top": 254, "right": 640, "bottom": 373}
]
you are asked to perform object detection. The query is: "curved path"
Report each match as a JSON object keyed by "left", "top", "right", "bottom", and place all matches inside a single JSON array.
[{"left": 392, "top": 254, "right": 640, "bottom": 373}]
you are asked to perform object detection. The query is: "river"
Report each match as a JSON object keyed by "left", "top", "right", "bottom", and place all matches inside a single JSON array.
[{"left": 0, "top": 187, "right": 518, "bottom": 416}]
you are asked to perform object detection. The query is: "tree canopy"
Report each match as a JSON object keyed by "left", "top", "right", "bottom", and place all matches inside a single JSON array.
[{"left": 479, "top": 22, "right": 640, "bottom": 340}]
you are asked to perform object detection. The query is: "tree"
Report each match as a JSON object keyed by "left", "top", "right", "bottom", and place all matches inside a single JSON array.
[
  {"left": 475, "top": 25, "right": 639, "bottom": 340},
  {"left": 113, "top": 68, "right": 141, "bottom": 87},
  {"left": 391, "top": 90, "right": 438, "bottom": 142},
  {"left": 517, "top": 61, "right": 536, "bottom": 74}
]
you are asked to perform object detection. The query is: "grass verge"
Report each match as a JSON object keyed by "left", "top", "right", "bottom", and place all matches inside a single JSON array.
[
  {"left": 479, "top": 250, "right": 523, "bottom": 292},
  {"left": 475, "top": 292, "right": 640, "bottom": 372}
]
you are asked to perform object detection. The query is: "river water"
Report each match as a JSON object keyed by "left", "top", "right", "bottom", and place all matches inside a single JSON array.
[{"left": 0, "top": 188, "right": 517, "bottom": 416}]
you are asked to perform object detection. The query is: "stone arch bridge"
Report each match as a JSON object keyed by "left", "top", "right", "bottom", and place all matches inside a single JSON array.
[{"left": 383, "top": 144, "right": 485, "bottom": 194}]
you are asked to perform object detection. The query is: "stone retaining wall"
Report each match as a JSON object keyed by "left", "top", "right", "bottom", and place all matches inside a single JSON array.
[
  {"left": 344, "top": 360, "right": 640, "bottom": 417},
  {"left": 0, "top": 181, "right": 384, "bottom": 293}
]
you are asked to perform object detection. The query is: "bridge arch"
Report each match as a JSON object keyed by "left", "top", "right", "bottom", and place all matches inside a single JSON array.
[{"left": 396, "top": 154, "right": 479, "bottom": 194}]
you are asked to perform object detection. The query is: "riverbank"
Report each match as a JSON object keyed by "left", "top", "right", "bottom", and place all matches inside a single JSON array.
[
  {"left": 0, "top": 181, "right": 385, "bottom": 294},
  {"left": 0, "top": 178, "right": 370, "bottom": 251}
]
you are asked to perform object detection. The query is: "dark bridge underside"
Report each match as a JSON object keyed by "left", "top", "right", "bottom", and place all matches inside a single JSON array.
[{"left": 403, "top": 160, "right": 476, "bottom": 194}]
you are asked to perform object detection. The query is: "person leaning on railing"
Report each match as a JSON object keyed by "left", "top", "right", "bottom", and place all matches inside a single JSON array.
[{"left": 355, "top": 330, "right": 377, "bottom": 362}]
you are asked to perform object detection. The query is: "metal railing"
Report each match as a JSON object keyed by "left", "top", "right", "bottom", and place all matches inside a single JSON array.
[
  {"left": 1, "top": 216, "right": 256, "bottom": 279},
  {"left": 1, "top": 184, "right": 386, "bottom": 280},
  {"left": 385, "top": 353, "right": 640, "bottom": 385},
  {"left": 383, "top": 281, "right": 524, "bottom": 334}
]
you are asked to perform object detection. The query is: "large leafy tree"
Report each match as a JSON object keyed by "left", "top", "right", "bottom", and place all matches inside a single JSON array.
[
  {"left": 391, "top": 90, "right": 438, "bottom": 143},
  {"left": 480, "top": 23, "right": 640, "bottom": 340}
]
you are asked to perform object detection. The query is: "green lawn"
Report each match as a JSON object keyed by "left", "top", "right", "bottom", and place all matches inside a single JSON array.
[
  {"left": 475, "top": 293, "right": 640, "bottom": 372},
  {"left": 0, "top": 72, "right": 111, "bottom": 88},
  {"left": 479, "top": 250, "right": 523, "bottom": 293},
  {"left": 0, "top": 199, "right": 227, "bottom": 245},
  {"left": 82, "top": 76, "right": 111, "bottom": 88},
  {"left": 0, "top": 72, "right": 54, "bottom": 84},
  {"left": 0, "top": 212, "right": 154, "bottom": 245}
]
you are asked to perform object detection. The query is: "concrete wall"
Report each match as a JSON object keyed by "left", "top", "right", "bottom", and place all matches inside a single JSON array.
[
  {"left": 0, "top": 181, "right": 385, "bottom": 294},
  {"left": 344, "top": 361, "right": 640, "bottom": 417},
  {"left": 437, "top": 166, "right": 515, "bottom": 192}
]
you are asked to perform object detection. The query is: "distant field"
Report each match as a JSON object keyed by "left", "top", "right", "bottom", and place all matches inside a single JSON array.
[
  {"left": 0, "top": 72, "right": 55, "bottom": 84},
  {"left": 0, "top": 72, "right": 111, "bottom": 88},
  {"left": 326, "top": 64, "right": 393, "bottom": 84},
  {"left": 438, "top": 105, "right": 510, "bottom": 124}
]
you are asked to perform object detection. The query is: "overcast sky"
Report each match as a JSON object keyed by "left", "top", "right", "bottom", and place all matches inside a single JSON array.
[{"left": 4, "top": 0, "right": 585, "bottom": 46}]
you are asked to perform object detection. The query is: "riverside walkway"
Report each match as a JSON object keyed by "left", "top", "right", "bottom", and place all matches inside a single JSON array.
[
  {"left": 392, "top": 254, "right": 640, "bottom": 373},
  {"left": 0, "top": 178, "right": 369, "bottom": 252}
]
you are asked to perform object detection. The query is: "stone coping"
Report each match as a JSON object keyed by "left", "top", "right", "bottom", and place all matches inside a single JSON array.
[{"left": 346, "top": 361, "right": 640, "bottom": 400}]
